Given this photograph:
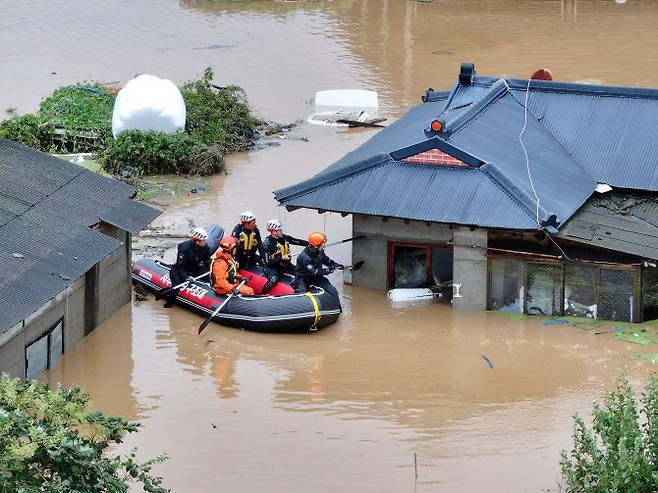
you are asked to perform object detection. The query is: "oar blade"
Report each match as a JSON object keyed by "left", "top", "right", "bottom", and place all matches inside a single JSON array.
[
  {"left": 197, "top": 317, "right": 212, "bottom": 335},
  {"left": 154, "top": 287, "right": 170, "bottom": 301}
]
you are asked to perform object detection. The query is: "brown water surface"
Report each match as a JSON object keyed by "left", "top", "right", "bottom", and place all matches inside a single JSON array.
[{"left": 4, "top": 0, "right": 658, "bottom": 491}]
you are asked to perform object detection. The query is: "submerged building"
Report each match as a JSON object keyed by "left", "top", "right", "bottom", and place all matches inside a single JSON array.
[
  {"left": 275, "top": 63, "right": 658, "bottom": 323},
  {"left": 0, "top": 138, "right": 160, "bottom": 378}
]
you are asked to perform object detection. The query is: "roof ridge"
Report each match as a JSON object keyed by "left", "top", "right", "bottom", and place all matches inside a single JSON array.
[
  {"left": 475, "top": 75, "right": 658, "bottom": 100},
  {"left": 440, "top": 79, "right": 509, "bottom": 137}
]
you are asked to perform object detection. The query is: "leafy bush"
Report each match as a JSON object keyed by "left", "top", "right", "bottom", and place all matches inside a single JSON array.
[
  {"left": 0, "top": 374, "right": 168, "bottom": 492},
  {"left": 560, "top": 373, "right": 658, "bottom": 492},
  {"left": 181, "top": 67, "right": 260, "bottom": 152},
  {"left": 0, "top": 84, "right": 115, "bottom": 153},
  {"left": 100, "top": 130, "right": 223, "bottom": 176},
  {"left": 0, "top": 114, "right": 52, "bottom": 152}
]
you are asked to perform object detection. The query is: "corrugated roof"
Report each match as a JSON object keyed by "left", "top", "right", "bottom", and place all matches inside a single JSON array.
[
  {"left": 275, "top": 65, "right": 658, "bottom": 234},
  {"left": 558, "top": 192, "right": 658, "bottom": 259},
  {"left": 284, "top": 155, "right": 537, "bottom": 229},
  {"left": 0, "top": 138, "right": 161, "bottom": 332}
]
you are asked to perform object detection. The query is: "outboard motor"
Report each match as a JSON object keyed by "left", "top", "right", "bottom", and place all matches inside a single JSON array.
[{"left": 205, "top": 224, "right": 224, "bottom": 253}]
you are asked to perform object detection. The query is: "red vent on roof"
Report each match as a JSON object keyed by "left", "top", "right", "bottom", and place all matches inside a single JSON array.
[{"left": 401, "top": 149, "right": 469, "bottom": 167}]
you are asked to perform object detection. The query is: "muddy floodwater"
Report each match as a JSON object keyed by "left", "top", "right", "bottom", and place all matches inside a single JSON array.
[{"left": 4, "top": 0, "right": 658, "bottom": 491}]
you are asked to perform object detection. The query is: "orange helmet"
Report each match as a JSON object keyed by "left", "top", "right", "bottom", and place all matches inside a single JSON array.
[
  {"left": 307, "top": 231, "right": 327, "bottom": 248},
  {"left": 219, "top": 235, "right": 237, "bottom": 252}
]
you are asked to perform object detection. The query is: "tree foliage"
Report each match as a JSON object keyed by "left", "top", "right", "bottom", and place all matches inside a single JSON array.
[
  {"left": 0, "top": 374, "right": 168, "bottom": 493},
  {"left": 560, "top": 373, "right": 658, "bottom": 492}
]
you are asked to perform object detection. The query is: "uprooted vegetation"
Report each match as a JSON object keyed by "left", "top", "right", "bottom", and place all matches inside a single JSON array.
[{"left": 0, "top": 67, "right": 261, "bottom": 176}]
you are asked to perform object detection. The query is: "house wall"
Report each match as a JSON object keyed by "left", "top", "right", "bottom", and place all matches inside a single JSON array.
[
  {"left": 351, "top": 215, "right": 488, "bottom": 310},
  {"left": 0, "top": 226, "right": 134, "bottom": 379}
]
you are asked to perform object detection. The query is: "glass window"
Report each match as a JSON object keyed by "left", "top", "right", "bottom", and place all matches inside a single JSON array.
[
  {"left": 526, "top": 264, "right": 561, "bottom": 316},
  {"left": 392, "top": 245, "right": 428, "bottom": 288},
  {"left": 430, "top": 246, "right": 453, "bottom": 285},
  {"left": 564, "top": 265, "right": 598, "bottom": 319},
  {"left": 642, "top": 266, "right": 658, "bottom": 321},
  {"left": 26, "top": 336, "right": 49, "bottom": 380},
  {"left": 489, "top": 259, "right": 524, "bottom": 312},
  {"left": 600, "top": 269, "right": 634, "bottom": 322},
  {"left": 49, "top": 320, "right": 64, "bottom": 368}
]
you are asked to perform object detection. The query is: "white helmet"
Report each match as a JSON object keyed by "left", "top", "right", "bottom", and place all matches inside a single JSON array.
[
  {"left": 240, "top": 210, "right": 256, "bottom": 223},
  {"left": 266, "top": 219, "right": 282, "bottom": 232},
  {"left": 190, "top": 227, "right": 208, "bottom": 240}
]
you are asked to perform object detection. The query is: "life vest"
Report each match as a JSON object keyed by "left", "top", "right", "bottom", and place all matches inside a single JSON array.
[
  {"left": 211, "top": 251, "right": 239, "bottom": 287},
  {"left": 276, "top": 239, "right": 290, "bottom": 258},
  {"left": 238, "top": 229, "right": 259, "bottom": 252}
]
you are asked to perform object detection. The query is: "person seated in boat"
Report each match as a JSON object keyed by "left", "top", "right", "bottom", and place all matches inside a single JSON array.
[
  {"left": 291, "top": 231, "right": 343, "bottom": 300},
  {"left": 231, "top": 210, "right": 263, "bottom": 270},
  {"left": 261, "top": 219, "right": 307, "bottom": 294},
  {"left": 211, "top": 235, "right": 255, "bottom": 296},
  {"left": 163, "top": 228, "right": 211, "bottom": 308}
]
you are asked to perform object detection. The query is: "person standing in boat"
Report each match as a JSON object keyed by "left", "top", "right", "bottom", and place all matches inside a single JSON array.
[
  {"left": 231, "top": 211, "right": 263, "bottom": 270},
  {"left": 163, "top": 228, "right": 211, "bottom": 308},
  {"left": 292, "top": 231, "right": 343, "bottom": 300},
  {"left": 211, "top": 235, "right": 255, "bottom": 296},
  {"left": 261, "top": 219, "right": 307, "bottom": 294}
]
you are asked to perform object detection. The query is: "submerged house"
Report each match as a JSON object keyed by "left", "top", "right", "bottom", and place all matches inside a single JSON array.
[
  {"left": 275, "top": 63, "right": 658, "bottom": 323},
  {"left": 0, "top": 138, "right": 160, "bottom": 378}
]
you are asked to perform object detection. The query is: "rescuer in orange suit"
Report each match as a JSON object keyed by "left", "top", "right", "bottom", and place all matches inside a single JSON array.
[{"left": 211, "top": 235, "right": 255, "bottom": 296}]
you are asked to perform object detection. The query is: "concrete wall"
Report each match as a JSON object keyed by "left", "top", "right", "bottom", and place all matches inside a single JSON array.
[
  {"left": 0, "top": 224, "right": 133, "bottom": 379},
  {"left": 351, "top": 214, "right": 488, "bottom": 310},
  {"left": 452, "top": 226, "right": 488, "bottom": 310}
]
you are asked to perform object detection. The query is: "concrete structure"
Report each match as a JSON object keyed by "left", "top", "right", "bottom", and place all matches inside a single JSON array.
[
  {"left": 352, "top": 215, "right": 487, "bottom": 309},
  {"left": 0, "top": 138, "right": 160, "bottom": 378},
  {"left": 275, "top": 64, "right": 658, "bottom": 322}
]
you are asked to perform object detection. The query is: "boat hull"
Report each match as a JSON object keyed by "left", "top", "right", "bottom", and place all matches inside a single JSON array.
[{"left": 132, "top": 258, "right": 341, "bottom": 332}]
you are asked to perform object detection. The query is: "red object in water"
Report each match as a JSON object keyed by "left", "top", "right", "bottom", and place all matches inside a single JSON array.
[{"left": 530, "top": 68, "right": 553, "bottom": 81}]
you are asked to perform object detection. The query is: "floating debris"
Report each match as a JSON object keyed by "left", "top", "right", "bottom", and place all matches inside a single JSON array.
[
  {"left": 543, "top": 319, "right": 572, "bottom": 326},
  {"left": 482, "top": 354, "right": 494, "bottom": 369}
]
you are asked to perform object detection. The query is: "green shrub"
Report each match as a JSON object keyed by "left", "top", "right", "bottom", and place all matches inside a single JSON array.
[
  {"left": 0, "top": 374, "right": 168, "bottom": 492},
  {"left": 181, "top": 67, "right": 260, "bottom": 152},
  {"left": 100, "top": 130, "right": 223, "bottom": 176},
  {"left": 0, "top": 114, "right": 52, "bottom": 151},
  {"left": 0, "top": 84, "right": 115, "bottom": 153},
  {"left": 560, "top": 373, "right": 658, "bottom": 492}
]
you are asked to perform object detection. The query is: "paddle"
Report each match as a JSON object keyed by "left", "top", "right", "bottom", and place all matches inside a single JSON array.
[
  {"left": 155, "top": 271, "right": 210, "bottom": 301},
  {"left": 290, "top": 235, "right": 365, "bottom": 258},
  {"left": 337, "top": 260, "right": 365, "bottom": 271},
  {"left": 197, "top": 280, "right": 247, "bottom": 335}
]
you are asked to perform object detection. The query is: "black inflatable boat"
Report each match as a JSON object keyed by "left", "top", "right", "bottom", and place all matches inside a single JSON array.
[{"left": 132, "top": 258, "right": 341, "bottom": 332}]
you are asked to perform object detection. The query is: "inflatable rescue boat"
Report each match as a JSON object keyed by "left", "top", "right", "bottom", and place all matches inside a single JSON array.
[{"left": 132, "top": 258, "right": 341, "bottom": 332}]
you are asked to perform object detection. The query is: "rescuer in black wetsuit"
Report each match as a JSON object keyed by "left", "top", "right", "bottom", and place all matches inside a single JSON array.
[
  {"left": 291, "top": 231, "right": 343, "bottom": 301},
  {"left": 261, "top": 219, "right": 307, "bottom": 294},
  {"left": 231, "top": 210, "right": 263, "bottom": 270},
  {"left": 163, "top": 227, "right": 211, "bottom": 308}
]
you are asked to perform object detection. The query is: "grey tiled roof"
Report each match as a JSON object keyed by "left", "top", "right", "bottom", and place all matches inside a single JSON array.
[{"left": 0, "top": 138, "right": 161, "bottom": 332}]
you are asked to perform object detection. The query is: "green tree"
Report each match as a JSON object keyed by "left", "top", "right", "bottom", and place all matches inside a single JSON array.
[
  {"left": 560, "top": 373, "right": 658, "bottom": 492},
  {"left": 0, "top": 374, "right": 168, "bottom": 492}
]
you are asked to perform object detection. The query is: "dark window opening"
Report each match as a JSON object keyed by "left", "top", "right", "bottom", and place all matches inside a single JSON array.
[
  {"left": 388, "top": 242, "right": 453, "bottom": 296},
  {"left": 25, "top": 319, "right": 64, "bottom": 380}
]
